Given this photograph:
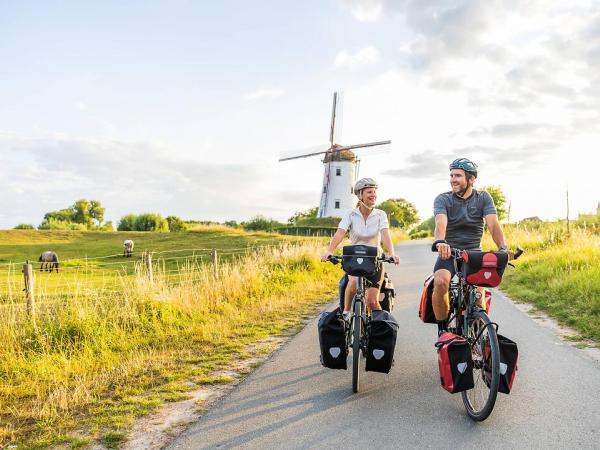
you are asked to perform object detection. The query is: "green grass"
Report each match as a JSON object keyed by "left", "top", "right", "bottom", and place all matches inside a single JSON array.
[
  {"left": 0, "top": 228, "right": 340, "bottom": 447},
  {"left": 483, "top": 225, "right": 600, "bottom": 343}
]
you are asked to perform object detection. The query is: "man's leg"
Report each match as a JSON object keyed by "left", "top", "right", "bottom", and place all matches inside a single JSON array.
[{"left": 432, "top": 269, "right": 451, "bottom": 321}]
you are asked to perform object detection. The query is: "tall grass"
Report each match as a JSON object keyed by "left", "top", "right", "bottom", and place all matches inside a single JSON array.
[
  {"left": 483, "top": 224, "right": 600, "bottom": 343},
  {"left": 0, "top": 242, "right": 339, "bottom": 447}
]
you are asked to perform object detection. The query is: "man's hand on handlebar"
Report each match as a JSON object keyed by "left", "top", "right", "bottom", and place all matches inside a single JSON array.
[{"left": 437, "top": 242, "right": 451, "bottom": 260}]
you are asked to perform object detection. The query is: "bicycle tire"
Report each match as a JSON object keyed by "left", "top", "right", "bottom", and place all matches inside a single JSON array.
[
  {"left": 461, "top": 309, "right": 500, "bottom": 421},
  {"left": 352, "top": 300, "right": 362, "bottom": 393}
]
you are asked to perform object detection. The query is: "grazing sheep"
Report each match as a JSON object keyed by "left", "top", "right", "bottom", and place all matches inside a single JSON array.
[
  {"left": 123, "top": 239, "right": 134, "bottom": 257},
  {"left": 39, "top": 251, "right": 59, "bottom": 272}
]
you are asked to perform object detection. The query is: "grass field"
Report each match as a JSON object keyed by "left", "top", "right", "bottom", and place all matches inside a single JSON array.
[
  {"left": 0, "top": 228, "right": 340, "bottom": 448},
  {"left": 482, "top": 223, "right": 600, "bottom": 343}
]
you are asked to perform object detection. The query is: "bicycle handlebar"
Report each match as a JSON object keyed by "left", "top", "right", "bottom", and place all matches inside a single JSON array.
[
  {"left": 325, "top": 254, "right": 396, "bottom": 265},
  {"left": 432, "top": 246, "right": 524, "bottom": 261}
]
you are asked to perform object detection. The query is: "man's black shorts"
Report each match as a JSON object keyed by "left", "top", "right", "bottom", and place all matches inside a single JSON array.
[{"left": 434, "top": 257, "right": 457, "bottom": 277}]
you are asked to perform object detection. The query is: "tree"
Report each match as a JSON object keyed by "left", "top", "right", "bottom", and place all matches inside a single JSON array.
[
  {"left": 376, "top": 198, "right": 419, "bottom": 229},
  {"left": 242, "top": 215, "right": 284, "bottom": 232},
  {"left": 89, "top": 200, "right": 105, "bottom": 226},
  {"left": 14, "top": 223, "right": 34, "bottom": 230},
  {"left": 72, "top": 199, "right": 92, "bottom": 226},
  {"left": 409, "top": 215, "right": 435, "bottom": 238},
  {"left": 288, "top": 207, "right": 318, "bottom": 225},
  {"left": 481, "top": 186, "right": 508, "bottom": 221},
  {"left": 43, "top": 208, "right": 74, "bottom": 223}
]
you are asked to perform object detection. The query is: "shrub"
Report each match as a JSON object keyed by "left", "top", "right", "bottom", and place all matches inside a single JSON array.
[
  {"left": 134, "top": 213, "right": 169, "bottom": 232},
  {"left": 166, "top": 216, "right": 187, "bottom": 232},
  {"left": 38, "top": 219, "right": 87, "bottom": 231},
  {"left": 14, "top": 224, "right": 34, "bottom": 230},
  {"left": 242, "top": 215, "right": 285, "bottom": 232},
  {"left": 117, "top": 214, "right": 138, "bottom": 231}
]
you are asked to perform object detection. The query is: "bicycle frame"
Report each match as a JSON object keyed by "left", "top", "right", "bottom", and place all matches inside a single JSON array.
[{"left": 349, "top": 276, "right": 368, "bottom": 349}]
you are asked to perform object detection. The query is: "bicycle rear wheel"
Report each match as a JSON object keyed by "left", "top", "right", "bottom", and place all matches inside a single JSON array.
[
  {"left": 352, "top": 300, "right": 362, "bottom": 393},
  {"left": 461, "top": 309, "right": 500, "bottom": 421}
]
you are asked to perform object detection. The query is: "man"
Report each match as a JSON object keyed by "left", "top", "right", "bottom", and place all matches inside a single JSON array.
[{"left": 431, "top": 158, "right": 510, "bottom": 335}]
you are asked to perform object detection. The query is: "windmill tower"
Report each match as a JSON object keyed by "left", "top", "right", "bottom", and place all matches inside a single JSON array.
[{"left": 280, "top": 92, "right": 391, "bottom": 217}]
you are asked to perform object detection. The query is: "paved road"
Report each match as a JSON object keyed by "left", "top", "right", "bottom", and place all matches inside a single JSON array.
[{"left": 169, "top": 240, "right": 600, "bottom": 449}]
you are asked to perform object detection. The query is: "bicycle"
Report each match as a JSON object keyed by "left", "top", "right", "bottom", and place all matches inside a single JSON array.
[
  {"left": 436, "top": 246, "right": 523, "bottom": 421},
  {"left": 327, "top": 253, "right": 396, "bottom": 393}
]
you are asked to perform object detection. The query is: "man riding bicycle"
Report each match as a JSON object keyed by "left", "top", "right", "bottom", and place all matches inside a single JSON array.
[
  {"left": 432, "top": 158, "right": 512, "bottom": 336},
  {"left": 321, "top": 178, "right": 399, "bottom": 319}
]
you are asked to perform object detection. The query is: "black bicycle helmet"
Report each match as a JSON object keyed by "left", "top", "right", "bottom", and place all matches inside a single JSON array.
[{"left": 449, "top": 158, "right": 478, "bottom": 178}]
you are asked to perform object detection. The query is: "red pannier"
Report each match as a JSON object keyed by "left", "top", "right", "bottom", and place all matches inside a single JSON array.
[
  {"left": 435, "top": 332, "right": 474, "bottom": 393},
  {"left": 418, "top": 274, "right": 436, "bottom": 324},
  {"left": 462, "top": 251, "right": 509, "bottom": 288}
]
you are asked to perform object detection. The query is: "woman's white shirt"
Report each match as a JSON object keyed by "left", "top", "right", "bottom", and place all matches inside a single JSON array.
[{"left": 338, "top": 208, "right": 389, "bottom": 248}]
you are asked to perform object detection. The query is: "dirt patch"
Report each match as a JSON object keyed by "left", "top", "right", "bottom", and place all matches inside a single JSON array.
[
  {"left": 498, "top": 289, "right": 600, "bottom": 363},
  {"left": 122, "top": 335, "right": 288, "bottom": 450}
]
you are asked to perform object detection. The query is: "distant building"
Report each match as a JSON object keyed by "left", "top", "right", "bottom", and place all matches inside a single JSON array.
[
  {"left": 577, "top": 202, "right": 600, "bottom": 223},
  {"left": 520, "top": 216, "right": 543, "bottom": 224}
]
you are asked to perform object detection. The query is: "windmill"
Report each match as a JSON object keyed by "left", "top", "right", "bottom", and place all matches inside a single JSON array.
[{"left": 279, "top": 92, "right": 391, "bottom": 217}]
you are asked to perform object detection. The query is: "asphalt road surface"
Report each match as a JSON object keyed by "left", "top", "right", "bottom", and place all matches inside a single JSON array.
[{"left": 169, "top": 240, "right": 600, "bottom": 449}]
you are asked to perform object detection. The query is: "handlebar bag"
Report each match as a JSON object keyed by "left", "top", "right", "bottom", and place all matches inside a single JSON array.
[
  {"left": 318, "top": 308, "right": 347, "bottom": 370},
  {"left": 497, "top": 334, "right": 518, "bottom": 394},
  {"left": 435, "top": 332, "right": 474, "bottom": 393},
  {"left": 365, "top": 310, "right": 398, "bottom": 373},
  {"left": 418, "top": 274, "right": 436, "bottom": 323},
  {"left": 341, "top": 244, "right": 380, "bottom": 277},
  {"left": 462, "top": 251, "right": 509, "bottom": 288}
]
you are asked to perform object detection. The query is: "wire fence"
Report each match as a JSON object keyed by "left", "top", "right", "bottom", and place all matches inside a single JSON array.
[{"left": 0, "top": 242, "right": 309, "bottom": 311}]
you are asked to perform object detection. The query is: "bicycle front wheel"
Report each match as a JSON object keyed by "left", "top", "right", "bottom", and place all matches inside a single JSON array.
[
  {"left": 461, "top": 309, "right": 500, "bottom": 421},
  {"left": 352, "top": 300, "right": 362, "bottom": 393}
]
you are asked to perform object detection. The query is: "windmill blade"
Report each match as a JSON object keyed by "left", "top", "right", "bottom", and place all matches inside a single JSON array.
[
  {"left": 329, "top": 92, "right": 344, "bottom": 146},
  {"left": 278, "top": 145, "right": 331, "bottom": 162},
  {"left": 336, "top": 140, "right": 391, "bottom": 151}
]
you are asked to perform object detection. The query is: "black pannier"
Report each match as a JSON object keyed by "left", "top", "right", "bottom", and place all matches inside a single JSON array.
[
  {"left": 341, "top": 244, "right": 379, "bottom": 277},
  {"left": 365, "top": 310, "right": 398, "bottom": 373},
  {"left": 497, "top": 334, "right": 518, "bottom": 394},
  {"left": 318, "top": 308, "right": 347, "bottom": 370}
]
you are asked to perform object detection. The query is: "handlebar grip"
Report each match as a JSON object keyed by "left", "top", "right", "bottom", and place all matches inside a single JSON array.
[
  {"left": 327, "top": 255, "right": 340, "bottom": 265},
  {"left": 514, "top": 247, "right": 524, "bottom": 260}
]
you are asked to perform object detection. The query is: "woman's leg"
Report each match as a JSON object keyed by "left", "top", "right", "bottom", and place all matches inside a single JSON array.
[
  {"left": 344, "top": 276, "right": 357, "bottom": 312},
  {"left": 365, "top": 267, "right": 385, "bottom": 312}
]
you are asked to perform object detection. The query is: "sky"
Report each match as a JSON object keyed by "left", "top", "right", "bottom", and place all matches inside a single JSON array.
[{"left": 1, "top": 0, "right": 599, "bottom": 229}]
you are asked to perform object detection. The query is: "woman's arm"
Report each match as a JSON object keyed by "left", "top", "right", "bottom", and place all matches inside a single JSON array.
[
  {"left": 380, "top": 228, "right": 399, "bottom": 265},
  {"left": 321, "top": 228, "right": 347, "bottom": 261}
]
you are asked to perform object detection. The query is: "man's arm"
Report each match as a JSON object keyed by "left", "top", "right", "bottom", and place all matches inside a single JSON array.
[
  {"left": 484, "top": 214, "right": 508, "bottom": 251},
  {"left": 434, "top": 213, "right": 451, "bottom": 260}
]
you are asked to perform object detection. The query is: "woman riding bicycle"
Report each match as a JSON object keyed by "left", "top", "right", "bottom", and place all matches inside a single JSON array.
[{"left": 321, "top": 178, "right": 399, "bottom": 319}]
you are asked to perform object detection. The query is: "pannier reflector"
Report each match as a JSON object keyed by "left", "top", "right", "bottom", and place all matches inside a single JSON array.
[
  {"left": 329, "top": 347, "right": 341, "bottom": 358},
  {"left": 500, "top": 362, "right": 507, "bottom": 375},
  {"left": 457, "top": 362, "right": 467, "bottom": 374},
  {"left": 373, "top": 349, "right": 385, "bottom": 360}
]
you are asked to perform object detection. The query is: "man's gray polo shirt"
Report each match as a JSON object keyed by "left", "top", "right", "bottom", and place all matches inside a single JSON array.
[{"left": 433, "top": 189, "right": 497, "bottom": 250}]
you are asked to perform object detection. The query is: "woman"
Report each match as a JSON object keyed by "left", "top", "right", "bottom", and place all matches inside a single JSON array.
[{"left": 321, "top": 177, "right": 399, "bottom": 318}]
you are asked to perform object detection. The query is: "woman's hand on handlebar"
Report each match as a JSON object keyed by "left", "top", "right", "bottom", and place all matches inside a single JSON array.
[
  {"left": 390, "top": 254, "right": 400, "bottom": 265},
  {"left": 321, "top": 251, "right": 333, "bottom": 262}
]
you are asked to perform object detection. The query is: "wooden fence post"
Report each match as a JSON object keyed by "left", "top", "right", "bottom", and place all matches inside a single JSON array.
[
  {"left": 211, "top": 248, "right": 218, "bottom": 278},
  {"left": 22, "top": 261, "right": 35, "bottom": 316},
  {"left": 145, "top": 252, "right": 154, "bottom": 286}
]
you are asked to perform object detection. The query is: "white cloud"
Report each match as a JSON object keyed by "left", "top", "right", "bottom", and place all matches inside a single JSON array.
[
  {"left": 333, "top": 46, "right": 380, "bottom": 69},
  {"left": 341, "top": 0, "right": 384, "bottom": 22},
  {"left": 243, "top": 88, "right": 284, "bottom": 101}
]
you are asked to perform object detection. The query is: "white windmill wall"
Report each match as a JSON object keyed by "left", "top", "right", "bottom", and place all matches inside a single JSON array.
[{"left": 318, "top": 160, "right": 357, "bottom": 218}]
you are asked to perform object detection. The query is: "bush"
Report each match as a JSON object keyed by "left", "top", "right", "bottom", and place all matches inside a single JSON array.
[
  {"left": 410, "top": 230, "right": 432, "bottom": 240},
  {"left": 14, "top": 224, "right": 34, "bottom": 230},
  {"left": 134, "top": 213, "right": 169, "bottom": 232},
  {"left": 242, "top": 215, "right": 285, "bottom": 232},
  {"left": 38, "top": 218, "right": 87, "bottom": 231},
  {"left": 117, "top": 214, "right": 138, "bottom": 231},
  {"left": 166, "top": 216, "right": 187, "bottom": 232},
  {"left": 224, "top": 220, "right": 239, "bottom": 228}
]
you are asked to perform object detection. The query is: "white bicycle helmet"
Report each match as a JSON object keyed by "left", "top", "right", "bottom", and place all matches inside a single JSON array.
[{"left": 354, "top": 177, "right": 378, "bottom": 194}]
